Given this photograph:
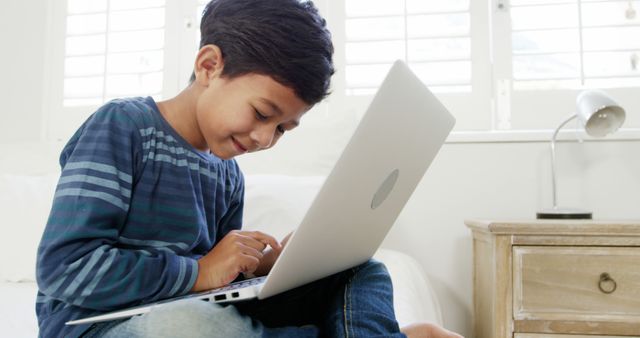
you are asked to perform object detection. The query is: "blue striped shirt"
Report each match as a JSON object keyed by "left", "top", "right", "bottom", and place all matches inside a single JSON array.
[{"left": 35, "top": 97, "right": 244, "bottom": 338}]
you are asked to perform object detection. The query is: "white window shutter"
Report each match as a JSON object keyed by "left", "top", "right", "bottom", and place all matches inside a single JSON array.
[{"left": 62, "top": 0, "right": 166, "bottom": 106}]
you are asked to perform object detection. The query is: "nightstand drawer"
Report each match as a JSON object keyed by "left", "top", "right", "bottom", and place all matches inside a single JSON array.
[
  {"left": 516, "top": 334, "right": 633, "bottom": 338},
  {"left": 513, "top": 246, "right": 640, "bottom": 321}
]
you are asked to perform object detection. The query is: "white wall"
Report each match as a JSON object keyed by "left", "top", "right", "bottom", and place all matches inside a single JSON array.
[
  {"left": 236, "top": 124, "right": 640, "bottom": 337},
  {"left": 0, "top": 0, "right": 48, "bottom": 143},
  {"left": 3, "top": 1, "right": 640, "bottom": 337}
]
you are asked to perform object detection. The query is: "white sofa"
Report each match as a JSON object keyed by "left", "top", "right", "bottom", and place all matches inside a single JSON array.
[{"left": 0, "top": 148, "right": 442, "bottom": 337}]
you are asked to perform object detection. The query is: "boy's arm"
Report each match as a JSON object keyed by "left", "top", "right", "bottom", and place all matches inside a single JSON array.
[{"left": 36, "top": 105, "right": 197, "bottom": 311}]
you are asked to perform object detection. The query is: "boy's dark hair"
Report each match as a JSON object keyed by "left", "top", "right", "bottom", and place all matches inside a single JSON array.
[{"left": 191, "top": 0, "right": 334, "bottom": 105}]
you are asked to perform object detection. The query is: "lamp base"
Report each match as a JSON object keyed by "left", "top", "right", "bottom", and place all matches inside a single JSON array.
[{"left": 536, "top": 208, "right": 593, "bottom": 220}]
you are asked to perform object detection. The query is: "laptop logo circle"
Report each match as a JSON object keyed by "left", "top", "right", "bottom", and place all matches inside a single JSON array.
[{"left": 371, "top": 169, "right": 399, "bottom": 210}]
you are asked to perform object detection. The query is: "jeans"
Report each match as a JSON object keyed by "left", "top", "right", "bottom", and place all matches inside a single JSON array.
[{"left": 82, "top": 260, "right": 406, "bottom": 338}]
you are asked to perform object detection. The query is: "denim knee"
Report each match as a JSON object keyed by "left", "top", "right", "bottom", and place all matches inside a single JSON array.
[
  {"left": 349, "top": 259, "right": 394, "bottom": 297},
  {"left": 354, "top": 259, "right": 390, "bottom": 278},
  {"left": 130, "top": 299, "right": 260, "bottom": 338},
  {"left": 332, "top": 259, "right": 402, "bottom": 338}
]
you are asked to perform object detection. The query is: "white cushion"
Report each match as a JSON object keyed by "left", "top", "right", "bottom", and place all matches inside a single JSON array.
[
  {"left": 242, "top": 174, "right": 325, "bottom": 240},
  {"left": 0, "top": 281, "right": 39, "bottom": 337},
  {"left": 0, "top": 253, "right": 442, "bottom": 336},
  {"left": 0, "top": 173, "right": 59, "bottom": 282},
  {"left": 374, "top": 249, "right": 443, "bottom": 326},
  {"left": 0, "top": 173, "right": 442, "bottom": 334}
]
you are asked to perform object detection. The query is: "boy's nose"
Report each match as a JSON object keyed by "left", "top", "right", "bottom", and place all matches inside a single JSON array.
[{"left": 250, "top": 126, "right": 275, "bottom": 150}]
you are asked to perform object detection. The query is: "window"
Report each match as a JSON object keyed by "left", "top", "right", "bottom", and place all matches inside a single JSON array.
[
  {"left": 510, "top": 0, "right": 640, "bottom": 90},
  {"left": 493, "top": 0, "right": 640, "bottom": 131},
  {"left": 328, "top": 0, "right": 640, "bottom": 134},
  {"left": 344, "top": 0, "right": 472, "bottom": 95},
  {"left": 62, "top": 0, "right": 166, "bottom": 107},
  {"left": 46, "top": 0, "right": 185, "bottom": 140},
  {"left": 328, "top": 0, "right": 492, "bottom": 131},
  {"left": 46, "top": 0, "right": 639, "bottom": 142}
]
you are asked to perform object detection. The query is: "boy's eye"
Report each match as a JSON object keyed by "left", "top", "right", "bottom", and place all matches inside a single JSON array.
[{"left": 255, "top": 110, "right": 267, "bottom": 121}]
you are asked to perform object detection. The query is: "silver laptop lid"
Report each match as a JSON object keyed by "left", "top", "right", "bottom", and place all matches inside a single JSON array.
[{"left": 259, "top": 60, "right": 456, "bottom": 299}]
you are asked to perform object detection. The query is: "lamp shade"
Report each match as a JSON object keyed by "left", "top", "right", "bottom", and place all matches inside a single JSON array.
[{"left": 576, "top": 90, "right": 626, "bottom": 137}]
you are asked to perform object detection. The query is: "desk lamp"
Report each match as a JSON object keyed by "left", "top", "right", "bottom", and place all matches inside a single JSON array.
[{"left": 537, "top": 90, "right": 626, "bottom": 219}]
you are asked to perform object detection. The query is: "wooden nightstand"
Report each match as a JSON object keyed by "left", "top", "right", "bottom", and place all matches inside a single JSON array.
[{"left": 465, "top": 219, "right": 640, "bottom": 338}]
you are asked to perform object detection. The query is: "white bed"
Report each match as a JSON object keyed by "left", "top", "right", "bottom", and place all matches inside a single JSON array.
[{"left": 0, "top": 153, "right": 442, "bottom": 337}]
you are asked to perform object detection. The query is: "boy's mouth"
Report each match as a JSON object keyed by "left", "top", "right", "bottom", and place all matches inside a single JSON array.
[{"left": 231, "top": 137, "right": 248, "bottom": 153}]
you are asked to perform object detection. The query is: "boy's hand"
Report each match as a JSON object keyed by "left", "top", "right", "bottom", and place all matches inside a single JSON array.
[
  {"left": 253, "top": 231, "right": 293, "bottom": 276},
  {"left": 191, "top": 230, "right": 280, "bottom": 292}
]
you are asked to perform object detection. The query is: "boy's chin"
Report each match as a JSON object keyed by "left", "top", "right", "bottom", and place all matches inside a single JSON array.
[
  {"left": 209, "top": 148, "right": 239, "bottom": 160},
  {"left": 213, "top": 152, "right": 234, "bottom": 160}
]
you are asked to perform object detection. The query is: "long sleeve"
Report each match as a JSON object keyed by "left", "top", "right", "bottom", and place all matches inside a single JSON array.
[
  {"left": 36, "top": 97, "right": 245, "bottom": 338},
  {"left": 217, "top": 171, "right": 245, "bottom": 240},
  {"left": 36, "top": 103, "right": 197, "bottom": 311}
]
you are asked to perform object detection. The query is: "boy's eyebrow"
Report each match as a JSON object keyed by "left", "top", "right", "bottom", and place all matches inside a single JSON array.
[
  {"left": 259, "top": 98, "right": 299, "bottom": 127},
  {"left": 259, "top": 98, "right": 284, "bottom": 116}
]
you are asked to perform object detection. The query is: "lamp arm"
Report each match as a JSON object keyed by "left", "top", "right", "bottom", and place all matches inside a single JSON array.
[{"left": 550, "top": 114, "right": 578, "bottom": 209}]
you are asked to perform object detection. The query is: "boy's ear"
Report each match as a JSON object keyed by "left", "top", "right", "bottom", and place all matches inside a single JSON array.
[{"left": 193, "top": 44, "right": 225, "bottom": 86}]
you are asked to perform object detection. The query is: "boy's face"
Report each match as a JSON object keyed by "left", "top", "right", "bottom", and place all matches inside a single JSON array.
[{"left": 195, "top": 72, "right": 310, "bottom": 160}]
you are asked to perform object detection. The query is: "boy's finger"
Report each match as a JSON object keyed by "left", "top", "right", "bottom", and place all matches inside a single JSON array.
[
  {"left": 240, "top": 244, "right": 263, "bottom": 260},
  {"left": 238, "top": 254, "right": 260, "bottom": 274},
  {"left": 246, "top": 231, "right": 281, "bottom": 251},
  {"left": 234, "top": 231, "right": 277, "bottom": 252},
  {"left": 281, "top": 232, "right": 293, "bottom": 247}
]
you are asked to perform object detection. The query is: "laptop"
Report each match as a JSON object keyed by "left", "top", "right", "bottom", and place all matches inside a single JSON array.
[{"left": 67, "top": 59, "right": 456, "bottom": 326}]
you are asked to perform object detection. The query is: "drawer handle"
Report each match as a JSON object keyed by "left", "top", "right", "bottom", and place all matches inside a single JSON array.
[{"left": 598, "top": 273, "right": 617, "bottom": 294}]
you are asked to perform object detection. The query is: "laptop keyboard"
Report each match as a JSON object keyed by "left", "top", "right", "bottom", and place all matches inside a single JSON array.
[{"left": 216, "top": 276, "right": 266, "bottom": 292}]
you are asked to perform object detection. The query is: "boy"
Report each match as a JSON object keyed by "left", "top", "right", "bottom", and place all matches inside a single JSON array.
[{"left": 36, "top": 0, "right": 462, "bottom": 337}]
